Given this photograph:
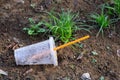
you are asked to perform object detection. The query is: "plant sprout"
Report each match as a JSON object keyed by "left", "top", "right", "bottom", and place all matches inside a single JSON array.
[{"left": 23, "top": 18, "right": 46, "bottom": 35}]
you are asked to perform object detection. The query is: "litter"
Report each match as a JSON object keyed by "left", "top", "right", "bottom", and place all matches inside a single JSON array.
[
  {"left": 0, "top": 69, "right": 8, "bottom": 76},
  {"left": 14, "top": 35, "right": 90, "bottom": 66}
]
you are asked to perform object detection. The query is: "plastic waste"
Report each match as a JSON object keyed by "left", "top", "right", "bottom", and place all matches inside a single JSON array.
[
  {"left": 14, "top": 37, "right": 58, "bottom": 66},
  {"left": 14, "top": 35, "right": 90, "bottom": 66}
]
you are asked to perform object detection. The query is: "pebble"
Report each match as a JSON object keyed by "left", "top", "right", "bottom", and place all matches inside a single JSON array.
[
  {"left": 14, "top": 0, "right": 24, "bottom": 4},
  {"left": 13, "top": 37, "right": 20, "bottom": 43},
  {"left": 23, "top": 68, "right": 33, "bottom": 76},
  {"left": 0, "top": 69, "right": 8, "bottom": 76},
  {"left": 81, "top": 73, "right": 91, "bottom": 80},
  {"left": 91, "top": 50, "right": 98, "bottom": 56},
  {"left": 117, "top": 49, "right": 120, "bottom": 57},
  {"left": 99, "top": 76, "right": 105, "bottom": 80}
]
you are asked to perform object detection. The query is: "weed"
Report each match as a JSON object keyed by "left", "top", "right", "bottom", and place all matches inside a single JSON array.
[
  {"left": 114, "top": 0, "right": 120, "bottom": 17},
  {"left": 43, "top": 10, "right": 77, "bottom": 43},
  {"left": 23, "top": 18, "right": 46, "bottom": 35},
  {"left": 91, "top": 13, "right": 110, "bottom": 37},
  {"left": 43, "top": 10, "right": 91, "bottom": 43},
  {"left": 23, "top": 10, "right": 90, "bottom": 42},
  {"left": 90, "top": 7, "right": 110, "bottom": 37},
  {"left": 91, "top": 3, "right": 120, "bottom": 37},
  {"left": 104, "top": 0, "right": 120, "bottom": 17}
]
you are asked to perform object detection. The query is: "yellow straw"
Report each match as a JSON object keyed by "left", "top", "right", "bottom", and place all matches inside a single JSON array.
[{"left": 54, "top": 35, "right": 90, "bottom": 51}]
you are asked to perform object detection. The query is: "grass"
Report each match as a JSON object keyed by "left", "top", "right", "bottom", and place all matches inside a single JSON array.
[
  {"left": 89, "top": 1, "right": 120, "bottom": 37},
  {"left": 90, "top": 7, "right": 110, "bottom": 37},
  {"left": 23, "top": 10, "right": 90, "bottom": 42},
  {"left": 43, "top": 10, "right": 77, "bottom": 43},
  {"left": 88, "top": 1, "right": 120, "bottom": 37},
  {"left": 104, "top": 0, "right": 120, "bottom": 17},
  {"left": 114, "top": 0, "right": 120, "bottom": 17},
  {"left": 23, "top": 18, "right": 46, "bottom": 35},
  {"left": 43, "top": 10, "right": 91, "bottom": 43}
]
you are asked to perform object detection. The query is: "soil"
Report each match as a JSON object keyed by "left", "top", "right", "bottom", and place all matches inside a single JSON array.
[{"left": 0, "top": 0, "right": 120, "bottom": 80}]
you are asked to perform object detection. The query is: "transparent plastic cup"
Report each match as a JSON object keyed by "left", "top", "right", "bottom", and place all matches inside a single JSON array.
[
  {"left": 14, "top": 35, "right": 90, "bottom": 66},
  {"left": 14, "top": 37, "right": 58, "bottom": 66}
]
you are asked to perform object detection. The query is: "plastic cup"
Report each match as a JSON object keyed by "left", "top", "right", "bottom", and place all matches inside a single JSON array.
[{"left": 14, "top": 37, "right": 58, "bottom": 66}]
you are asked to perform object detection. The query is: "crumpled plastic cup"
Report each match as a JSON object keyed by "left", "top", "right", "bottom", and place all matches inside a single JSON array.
[{"left": 14, "top": 37, "right": 58, "bottom": 66}]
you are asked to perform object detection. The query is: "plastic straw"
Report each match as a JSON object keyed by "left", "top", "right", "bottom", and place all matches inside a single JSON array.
[{"left": 54, "top": 35, "right": 90, "bottom": 51}]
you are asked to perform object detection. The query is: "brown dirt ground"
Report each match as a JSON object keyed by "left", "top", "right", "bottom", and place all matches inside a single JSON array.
[{"left": 0, "top": 0, "right": 120, "bottom": 80}]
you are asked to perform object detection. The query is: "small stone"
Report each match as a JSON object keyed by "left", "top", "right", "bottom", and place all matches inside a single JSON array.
[
  {"left": 23, "top": 68, "right": 33, "bottom": 76},
  {"left": 99, "top": 76, "right": 105, "bottom": 80},
  {"left": 91, "top": 58, "right": 97, "bottom": 63},
  {"left": 81, "top": 73, "right": 91, "bottom": 80},
  {"left": 106, "top": 46, "right": 110, "bottom": 50},
  {"left": 13, "top": 37, "right": 20, "bottom": 43},
  {"left": 14, "top": 0, "right": 24, "bottom": 4},
  {"left": 0, "top": 69, "right": 8, "bottom": 76},
  {"left": 40, "top": 6, "right": 44, "bottom": 11},
  {"left": 63, "top": 77, "right": 70, "bottom": 80},
  {"left": 3, "top": 4, "right": 11, "bottom": 10},
  {"left": 2, "top": 33, "right": 7, "bottom": 37},
  {"left": 77, "top": 53, "right": 83, "bottom": 60},
  {"left": 19, "top": 44, "right": 24, "bottom": 47},
  {"left": 77, "top": 50, "right": 86, "bottom": 60},
  {"left": 30, "top": 3, "right": 36, "bottom": 8},
  {"left": 55, "top": 0, "right": 62, "bottom": 3},
  {"left": 108, "top": 31, "right": 116, "bottom": 38},
  {"left": 117, "top": 49, "right": 120, "bottom": 57},
  {"left": 69, "top": 64, "right": 75, "bottom": 70},
  {"left": 91, "top": 51, "right": 98, "bottom": 56}
]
